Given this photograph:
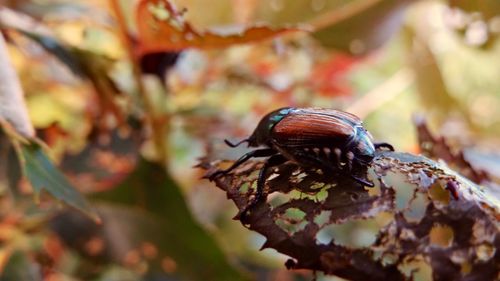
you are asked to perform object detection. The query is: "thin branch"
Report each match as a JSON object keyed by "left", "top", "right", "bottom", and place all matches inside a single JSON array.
[{"left": 108, "top": 0, "right": 169, "bottom": 163}]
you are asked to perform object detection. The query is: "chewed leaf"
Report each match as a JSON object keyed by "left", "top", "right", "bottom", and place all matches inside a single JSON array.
[
  {"left": 20, "top": 142, "right": 98, "bottom": 222},
  {"left": 136, "top": 0, "right": 299, "bottom": 54},
  {"left": 200, "top": 150, "right": 500, "bottom": 280}
]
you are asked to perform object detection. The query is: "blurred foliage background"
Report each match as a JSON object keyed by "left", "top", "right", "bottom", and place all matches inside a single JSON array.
[{"left": 0, "top": 0, "right": 499, "bottom": 280}]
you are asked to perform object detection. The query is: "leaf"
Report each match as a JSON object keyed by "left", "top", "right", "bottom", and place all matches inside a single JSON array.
[
  {"left": 449, "top": 0, "right": 500, "bottom": 20},
  {"left": 136, "top": 0, "right": 297, "bottom": 54},
  {"left": 0, "top": 7, "right": 83, "bottom": 76},
  {"left": 200, "top": 150, "right": 500, "bottom": 280},
  {"left": 20, "top": 141, "right": 98, "bottom": 222},
  {"left": 311, "top": 0, "right": 414, "bottom": 54},
  {"left": 446, "top": 0, "right": 500, "bottom": 48},
  {"left": 20, "top": 31, "right": 84, "bottom": 77},
  {"left": 0, "top": 251, "right": 42, "bottom": 281},
  {"left": 414, "top": 116, "right": 490, "bottom": 185},
  {"left": 404, "top": 26, "right": 465, "bottom": 125},
  {"left": 71, "top": 48, "right": 126, "bottom": 128},
  {"left": 0, "top": 32, "right": 34, "bottom": 138},
  {"left": 252, "top": 0, "right": 415, "bottom": 54},
  {"left": 0, "top": 8, "right": 125, "bottom": 129},
  {"left": 93, "top": 158, "right": 247, "bottom": 281}
]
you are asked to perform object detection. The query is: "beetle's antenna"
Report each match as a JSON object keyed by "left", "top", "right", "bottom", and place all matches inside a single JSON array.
[{"left": 224, "top": 139, "right": 249, "bottom": 148}]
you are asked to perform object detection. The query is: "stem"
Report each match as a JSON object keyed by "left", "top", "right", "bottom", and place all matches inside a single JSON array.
[{"left": 108, "top": 0, "right": 169, "bottom": 164}]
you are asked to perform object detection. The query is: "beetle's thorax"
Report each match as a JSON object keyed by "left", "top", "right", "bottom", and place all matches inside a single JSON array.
[
  {"left": 247, "top": 107, "right": 295, "bottom": 147},
  {"left": 348, "top": 126, "right": 376, "bottom": 164}
]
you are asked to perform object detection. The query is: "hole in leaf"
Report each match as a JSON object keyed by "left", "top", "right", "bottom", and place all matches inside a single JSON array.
[
  {"left": 403, "top": 191, "right": 428, "bottom": 223},
  {"left": 275, "top": 208, "right": 308, "bottom": 235},
  {"left": 268, "top": 191, "right": 294, "bottom": 208},
  {"left": 380, "top": 253, "right": 398, "bottom": 266},
  {"left": 397, "top": 255, "right": 432, "bottom": 280},
  {"left": 313, "top": 210, "right": 331, "bottom": 227},
  {"left": 239, "top": 182, "right": 250, "bottom": 194},
  {"left": 384, "top": 172, "right": 414, "bottom": 211},
  {"left": 315, "top": 217, "right": 382, "bottom": 248},
  {"left": 460, "top": 261, "right": 472, "bottom": 275},
  {"left": 429, "top": 224, "right": 454, "bottom": 248},
  {"left": 475, "top": 243, "right": 495, "bottom": 261},
  {"left": 429, "top": 182, "right": 451, "bottom": 204}
]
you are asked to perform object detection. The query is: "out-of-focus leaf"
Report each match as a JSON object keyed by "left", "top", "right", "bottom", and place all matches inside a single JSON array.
[
  {"left": 0, "top": 7, "right": 83, "bottom": 76},
  {"left": 0, "top": 32, "right": 34, "bottom": 138},
  {"left": 72, "top": 48, "right": 125, "bottom": 128},
  {"left": 0, "top": 251, "right": 42, "bottom": 281},
  {"left": 445, "top": 1, "right": 500, "bottom": 48},
  {"left": 308, "top": 53, "right": 360, "bottom": 96},
  {"left": 61, "top": 127, "right": 141, "bottom": 192},
  {"left": 415, "top": 116, "right": 490, "bottom": 185},
  {"left": 20, "top": 31, "right": 84, "bottom": 77},
  {"left": 463, "top": 149, "right": 500, "bottom": 182},
  {"left": 312, "top": 0, "right": 414, "bottom": 54},
  {"left": 19, "top": 141, "right": 98, "bottom": 221},
  {"left": 94, "top": 158, "right": 247, "bottom": 281},
  {"left": 1, "top": 8, "right": 125, "bottom": 130},
  {"left": 405, "top": 28, "right": 464, "bottom": 125},
  {"left": 253, "top": 0, "right": 415, "bottom": 54},
  {"left": 136, "top": 0, "right": 297, "bottom": 54},
  {"left": 449, "top": 0, "right": 500, "bottom": 19}
]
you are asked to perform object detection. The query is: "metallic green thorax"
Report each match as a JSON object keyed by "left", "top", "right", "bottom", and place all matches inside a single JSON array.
[{"left": 248, "top": 107, "right": 294, "bottom": 146}]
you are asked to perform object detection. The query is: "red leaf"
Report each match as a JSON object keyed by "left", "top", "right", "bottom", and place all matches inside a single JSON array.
[
  {"left": 309, "top": 54, "right": 362, "bottom": 96},
  {"left": 136, "top": 0, "right": 299, "bottom": 55}
]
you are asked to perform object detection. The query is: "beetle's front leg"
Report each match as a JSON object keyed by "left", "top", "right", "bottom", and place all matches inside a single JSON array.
[
  {"left": 345, "top": 151, "right": 375, "bottom": 187},
  {"left": 209, "top": 148, "right": 277, "bottom": 180},
  {"left": 238, "top": 154, "right": 287, "bottom": 221}
]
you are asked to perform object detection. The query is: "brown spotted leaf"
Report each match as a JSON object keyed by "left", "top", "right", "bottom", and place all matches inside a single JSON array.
[
  {"left": 201, "top": 151, "right": 500, "bottom": 281},
  {"left": 136, "top": 0, "right": 298, "bottom": 55}
]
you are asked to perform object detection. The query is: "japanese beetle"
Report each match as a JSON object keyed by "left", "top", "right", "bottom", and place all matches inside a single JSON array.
[{"left": 210, "top": 107, "right": 393, "bottom": 218}]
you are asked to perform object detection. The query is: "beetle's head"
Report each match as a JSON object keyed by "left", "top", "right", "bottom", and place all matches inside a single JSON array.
[
  {"left": 352, "top": 127, "right": 376, "bottom": 165},
  {"left": 248, "top": 107, "right": 294, "bottom": 147}
]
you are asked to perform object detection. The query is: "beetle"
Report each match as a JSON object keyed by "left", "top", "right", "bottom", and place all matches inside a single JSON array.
[{"left": 209, "top": 107, "right": 394, "bottom": 218}]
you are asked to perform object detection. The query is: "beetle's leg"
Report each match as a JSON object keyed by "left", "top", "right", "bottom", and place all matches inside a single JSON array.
[
  {"left": 295, "top": 151, "right": 337, "bottom": 174},
  {"left": 344, "top": 151, "right": 375, "bottom": 187},
  {"left": 238, "top": 154, "right": 288, "bottom": 221},
  {"left": 333, "top": 147, "right": 343, "bottom": 169},
  {"left": 209, "top": 148, "right": 277, "bottom": 180},
  {"left": 350, "top": 175, "right": 375, "bottom": 187},
  {"left": 346, "top": 151, "right": 355, "bottom": 171},
  {"left": 296, "top": 151, "right": 375, "bottom": 187},
  {"left": 224, "top": 138, "right": 249, "bottom": 148},
  {"left": 374, "top": 142, "right": 394, "bottom": 151}
]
